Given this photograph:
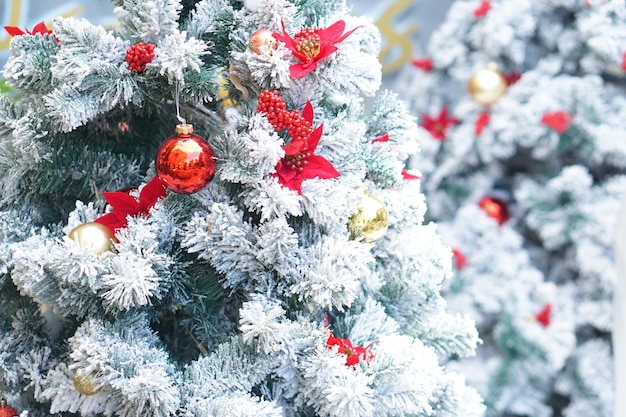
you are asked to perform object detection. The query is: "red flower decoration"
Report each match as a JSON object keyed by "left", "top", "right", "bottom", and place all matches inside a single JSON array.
[
  {"left": 4, "top": 21, "right": 52, "bottom": 37},
  {"left": 503, "top": 71, "right": 522, "bottom": 85},
  {"left": 371, "top": 134, "right": 389, "bottom": 143},
  {"left": 326, "top": 332, "right": 375, "bottom": 367},
  {"left": 401, "top": 170, "right": 421, "bottom": 180},
  {"left": 257, "top": 90, "right": 339, "bottom": 194},
  {"left": 621, "top": 51, "right": 626, "bottom": 71},
  {"left": 541, "top": 110, "right": 571, "bottom": 133},
  {"left": 473, "top": 0, "right": 492, "bottom": 18},
  {"left": 272, "top": 20, "right": 359, "bottom": 78},
  {"left": 475, "top": 112, "right": 490, "bottom": 136},
  {"left": 535, "top": 303, "right": 552, "bottom": 328},
  {"left": 420, "top": 106, "right": 459, "bottom": 141},
  {"left": 411, "top": 57, "right": 433, "bottom": 72},
  {"left": 95, "top": 175, "right": 166, "bottom": 234},
  {"left": 452, "top": 248, "right": 468, "bottom": 270}
]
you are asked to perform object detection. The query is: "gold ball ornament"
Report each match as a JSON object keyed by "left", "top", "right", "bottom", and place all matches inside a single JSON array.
[
  {"left": 68, "top": 222, "right": 115, "bottom": 255},
  {"left": 73, "top": 372, "right": 101, "bottom": 396},
  {"left": 248, "top": 29, "right": 278, "bottom": 54},
  {"left": 468, "top": 63, "right": 508, "bottom": 106},
  {"left": 347, "top": 191, "right": 389, "bottom": 243}
]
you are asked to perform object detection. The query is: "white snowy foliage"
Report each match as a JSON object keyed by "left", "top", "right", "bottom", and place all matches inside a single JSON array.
[
  {"left": 218, "top": 115, "right": 285, "bottom": 184},
  {"left": 151, "top": 31, "right": 208, "bottom": 83},
  {"left": 239, "top": 45, "right": 294, "bottom": 91},
  {"left": 287, "top": 236, "right": 373, "bottom": 310},
  {"left": 240, "top": 0, "right": 298, "bottom": 30},
  {"left": 101, "top": 254, "right": 161, "bottom": 310},
  {"left": 51, "top": 17, "right": 128, "bottom": 88},
  {"left": 241, "top": 179, "right": 303, "bottom": 221},
  {"left": 115, "top": 0, "right": 183, "bottom": 43},
  {"left": 181, "top": 203, "right": 262, "bottom": 290},
  {"left": 239, "top": 296, "right": 291, "bottom": 354},
  {"left": 184, "top": 394, "right": 282, "bottom": 417},
  {"left": 299, "top": 344, "right": 376, "bottom": 417}
]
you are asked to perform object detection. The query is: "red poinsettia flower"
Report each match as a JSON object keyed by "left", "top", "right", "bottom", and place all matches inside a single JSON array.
[
  {"left": 4, "top": 21, "right": 52, "bottom": 37},
  {"left": 622, "top": 51, "right": 626, "bottom": 71},
  {"left": 475, "top": 111, "right": 490, "bottom": 135},
  {"left": 541, "top": 110, "right": 572, "bottom": 133},
  {"left": 401, "top": 170, "right": 421, "bottom": 180},
  {"left": 371, "top": 134, "right": 389, "bottom": 143},
  {"left": 274, "top": 102, "right": 339, "bottom": 193},
  {"left": 420, "top": 106, "right": 459, "bottom": 141},
  {"left": 503, "top": 71, "right": 522, "bottom": 85},
  {"left": 272, "top": 20, "right": 360, "bottom": 78},
  {"left": 534, "top": 303, "right": 552, "bottom": 328},
  {"left": 411, "top": 57, "right": 433, "bottom": 72},
  {"left": 326, "top": 332, "right": 375, "bottom": 367},
  {"left": 452, "top": 248, "right": 468, "bottom": 270},
  {"left": 474, "top": 0, "right": 492, "bottom": 18},
  {"left": 95, "top": 175, "right": 166, "bottom": 233}
]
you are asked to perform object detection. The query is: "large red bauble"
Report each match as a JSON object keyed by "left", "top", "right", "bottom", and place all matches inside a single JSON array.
[
  {"left": 0, "top": 402, "right": 18, "bottom": 417},
  {"left": 155, "top": 124, "right": 216, "bottom": 194},
  {"left": 478, "top": 196, "right": 509, "bottom": 226}
]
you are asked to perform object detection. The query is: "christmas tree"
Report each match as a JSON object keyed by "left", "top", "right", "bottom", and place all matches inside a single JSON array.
[
  {"left": 396, "top": 0, "right": 626, "bottom": 416},
  {"left": 0, "top": 1, "right": 485, "bottom": 416}
]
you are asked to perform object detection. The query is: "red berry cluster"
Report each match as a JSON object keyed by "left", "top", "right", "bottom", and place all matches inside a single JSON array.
[
  {"left": 125, "top": 42, "right": 156, "bottom": 72},
  {"left": 256, "top": 90, "right": 313, "bottom": 143}
]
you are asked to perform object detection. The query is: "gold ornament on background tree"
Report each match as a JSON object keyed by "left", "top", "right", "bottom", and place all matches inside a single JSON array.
[
  {"left": 468, "top": 62, "right": 508, "bottom": 106},
  {"left": 347, "top": 190, "right": 389, "bottom": 243},
  {"left": 73, "top": 371, "right": 101, "bottom": 396},
  {"left": 68, "top": 222, "right": 115, "bottom": 255},
  {"left": 248, "top": 29, "right": 278, "bottom": 55}
]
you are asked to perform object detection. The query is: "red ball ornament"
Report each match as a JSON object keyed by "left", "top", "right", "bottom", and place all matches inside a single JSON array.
[
  {"left": 248, "top": 29, "right": 278, "bottom": 54},
  {"left": 0, "top": 400, "right": 18, "bottom": 417},
  {"left": 155, "top": 124, "right": 216, "bottom": 194},
  {"left": 478, "top": 196, "right": 509, "bottom": 226}
]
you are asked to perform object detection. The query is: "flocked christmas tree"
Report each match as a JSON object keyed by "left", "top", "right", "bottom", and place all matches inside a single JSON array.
[
  {"left": 0, "top": 0, "right": 486, "bottom": 416},
  {"left": 396, "top": 0, "right": 626, "bottom": 416}
]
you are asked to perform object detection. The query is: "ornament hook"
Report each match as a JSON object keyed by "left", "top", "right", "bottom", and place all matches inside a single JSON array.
[{"left": 175, "top": 81, "right": 186, "bottom": 125}]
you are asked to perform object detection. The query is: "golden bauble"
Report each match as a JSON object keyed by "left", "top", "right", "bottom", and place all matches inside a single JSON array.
[
  {"left": 73, "top": 371, "right": 101, "bottom": 396},
  {"left": 68, "top": 222, "right": 115, "bottom": 255},
  {"left": 248, "top": 29, "right": 278, "bottom": 54},
  {"left": 347, "top": 191, "right": 389, "bottom": 243},
  {"left": 468, "top": 63, "right": 508, "bottom": 106}
]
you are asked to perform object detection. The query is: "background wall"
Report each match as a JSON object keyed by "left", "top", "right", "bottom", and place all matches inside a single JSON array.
[{"left": 0, "top": 0, "right": 454, "bottom": 75}]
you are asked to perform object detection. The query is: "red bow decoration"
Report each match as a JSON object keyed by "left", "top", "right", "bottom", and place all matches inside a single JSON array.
[
  {"left": 95, "top": 176, "right": 166, "bottom": 234},
  {"left": 5, "top": 21, "right": 52, "bottom": 37}
]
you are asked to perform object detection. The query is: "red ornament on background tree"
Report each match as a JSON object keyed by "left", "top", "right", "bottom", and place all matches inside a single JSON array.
[
  {"left": 0, "top": 400, "right": 17, "bottom": 417},
  {"left": 541, "top": 110, "right": 572, "bottom": 133},
  {"left": 155, "top": 123, "right": 216, "bottom": 194},
  {"left": 479, "top": 196, "right": 509, "bottom": 225}
]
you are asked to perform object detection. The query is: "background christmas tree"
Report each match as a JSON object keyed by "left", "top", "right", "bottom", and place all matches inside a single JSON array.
[
  {"left": 396, "top": 0, "right": 626, "bottom": 416},
  {"left": 0, "top": 0, "right": 485, "bottom": 416}
]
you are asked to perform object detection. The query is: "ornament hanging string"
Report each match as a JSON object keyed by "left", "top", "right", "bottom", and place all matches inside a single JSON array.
[{"left": 175, "top": 81, "right": 186, "bottom": 125}]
